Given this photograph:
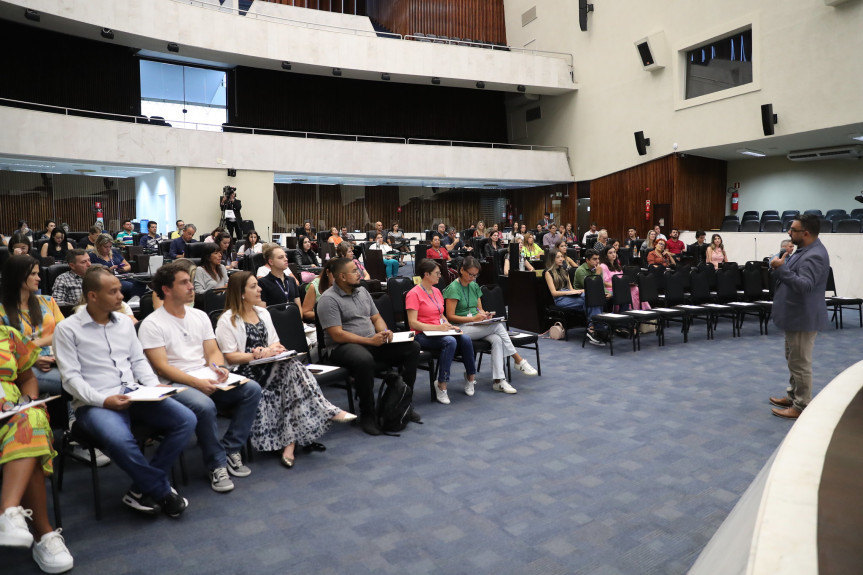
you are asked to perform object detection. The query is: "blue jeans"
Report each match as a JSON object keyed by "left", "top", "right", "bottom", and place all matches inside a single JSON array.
[
  {"left": 35, "top": 366, "right": 63, "bottom": 397},
  {"left": 74, "top": 397, "right": 196, "bottom": 499},
  {"left": 554, "top": 293, "right": 603, "bottom": 329},
  {"left": 172, "top": 380, "right": 262, "bottom": 470},
  {"left": 383, "top": 258, "right": 399, "bottom": 278},
  {"left": 120, "top": 279, "right": 147, "bottom": 301},
  {"left": 415, "top": 333, "right": 476, "bottom": 383}
]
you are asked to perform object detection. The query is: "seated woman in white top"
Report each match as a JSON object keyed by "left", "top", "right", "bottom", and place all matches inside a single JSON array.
[
  {"left": 215, "top": 271, "right": 355, "bottom": 467},
  {"left": 194, "top": 243, "right": 228, "bottom": 294},
  {"left": 369, "top": 233, "right": 399, "bottom": 279},
  {"left": 237, "top": 230, "right": 263, "bottom": 257}
]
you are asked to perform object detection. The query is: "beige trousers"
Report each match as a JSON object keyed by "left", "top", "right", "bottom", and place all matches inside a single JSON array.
[{"left": 784, "top": 330, "right": 818, "bottom": 410}]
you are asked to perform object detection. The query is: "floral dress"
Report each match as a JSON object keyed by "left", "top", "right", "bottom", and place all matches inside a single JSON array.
[
  {"left": 0, "top": 326, "right": 56, "bottom": 474},
  {"left": 235, "top": 320, "right": 339, "bottom": 451}
]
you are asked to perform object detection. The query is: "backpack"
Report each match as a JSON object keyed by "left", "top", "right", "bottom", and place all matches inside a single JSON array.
[{"left": 376, "top": 373, "right": 413, "bottom": 434}]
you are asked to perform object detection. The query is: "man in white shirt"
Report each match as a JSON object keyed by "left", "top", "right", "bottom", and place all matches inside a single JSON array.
[
  {"left": 55, "top": 267, "right": 196, "bottom": 517},
  {"left": 581, "top": 223, "right": 598, "bottom": 245},
  {"left": 139, "top": 263, "right": 262, "bottom": 493}
]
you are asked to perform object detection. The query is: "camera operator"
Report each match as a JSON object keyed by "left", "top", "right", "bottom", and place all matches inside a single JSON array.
[{"left": 220, "top": 187, "right": 243, "bottom": 243}]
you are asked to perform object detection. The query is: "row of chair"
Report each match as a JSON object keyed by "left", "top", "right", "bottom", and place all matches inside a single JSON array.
[{"left": 721, "top": 209, "right": 863, "bottom": 233}]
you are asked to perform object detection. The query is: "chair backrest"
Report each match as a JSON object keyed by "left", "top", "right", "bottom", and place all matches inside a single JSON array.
[
  {"left": 202, "top": 289, "right": 226, "bottom": 314},
  {"left": 781, "top": 210, "right": 800, "bottom": 219},
  {"left": 761, "top": 210, "right": 779, "bottom": 218},
  {"left": 637, "top": 271, "right": 659, "bottom": 304},
  {"left": 715, "top": 268, "right": 738, "bottom": 302},
  {"left": 819, "top": 218, "right": 832, "bottom": 234},
  {"left": 742, "top": 210, "right": 759, "bottom": 219},
  {"left": 581, "top": 275, "right": 605, "bottom": 308},
  {"left": 663, "top": 270, "right": 687, "bottom": 306},
  {"left": 742, "top": 265, "right": 764, "bottom": 300},
  {"left": 741, "top": 214, "right": 759, "bottom": 223},
  {"left": 826, "top": 212, "right": 850, "bottom": 222},
  {"left": 688, "top": 267, "right": 712, "bottom": 304},
  {"left": 803, "top": 209, "right": 823, "bottom": 216},
  {"left": 363, "top": 248, "right": 387, "bottom": 281},
  {"left": 251, "top": 252, "right": 266, "bottom": 272},
  {"left": 316, "top": 230, "right": 332, "bottom": 245},
  {"left": 207, "top": 309, "right": 222, "bottom": 330},
  {"left": 43, "top": 263, "right": 71, "bottom": 296},
  {"left": 414, "top": 243, "right": 429, "bottom": 270},
  {"left": 611, "top": 274, "right": 632, "bottom": 308},
  {"left": 835, "top": 218, "right": 862, "bottom": 233},
  {"left": 139, "top": 291, "right": 154, "bottom": 319},
  {"left": 372, "top": 293, "right": 398, "bottom": 330},
  {"left": 267, "top": 303, "right": 310, "bottom": 354},
  {"left": 760, "top": 220, "right": 782, "bottom": 232},
  {"left": 479, "top": 284, "right": 506, "bottom": 318},
  {"left": 826, "top": 267, "right": 837, "bottom": 295},
  {"left": 741, "top": 220, "right": 760, "bottom": 232},
  {"left": 720, "top": 220, "right": 740, "bottom": 232},
  {"left": 312, "top": 302, "right": 329, "bottom": 361},
  {"left": 387, "top": 277, "right": 414, "bottom": 317},
  {"left": 825, "top": 209, "right": 847, "bottom": 219},
  {"left": 319, "top": 242, "right": 336, "bottom": 261},
  {"left": 850, "top": 208, "right": 863, "bottom": 219},
  {"left": 158, "top": 240, "right": 172, "bottom": 257},
  {"left": 186, "top": 242, "right": 207, "bottom": 259}
]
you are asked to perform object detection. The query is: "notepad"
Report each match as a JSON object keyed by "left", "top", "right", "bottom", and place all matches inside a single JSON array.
[
  {"left": 125, "top": 387, "right": 183, "bottom": 402},
  {"left": 185, "top": 367, "right": 250, "bottom": 390},
  {"left": 462, "top": 316, "right": 505, "bottom": 326},
  {"left": 423, "top": 329, "right": 462, "bottom": 336},
  {"left": 248, "top": 351, "right": 299, "bottom": 366},
  {"left": 389, "top": 331, "right": 415, "bottom": 343},
  {"left": 305, "top": 364, "right": 340, "bottom": 375}
]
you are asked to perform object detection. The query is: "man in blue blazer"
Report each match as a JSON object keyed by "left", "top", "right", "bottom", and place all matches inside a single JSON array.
[{"left": 768, "top": 214, "right": 830, "bottom": 419}]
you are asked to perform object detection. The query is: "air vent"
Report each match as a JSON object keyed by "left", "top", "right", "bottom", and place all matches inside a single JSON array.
[
  {"left": 787, "top": 145, "right": 863, "bottom": 162},
  {"left": 525, "top": 107, "right": 542, "bottom": 122},
  {"left": 522, "top": 6, "right": 537, "bottom": 27}
]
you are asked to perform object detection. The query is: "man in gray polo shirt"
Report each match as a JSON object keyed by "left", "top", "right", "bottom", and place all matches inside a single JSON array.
[{"left": 317, "top": 258, "right": 421, "bottom": 435}]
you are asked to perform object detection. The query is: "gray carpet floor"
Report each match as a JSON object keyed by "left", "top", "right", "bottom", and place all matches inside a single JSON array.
[{"left": 3, "top": 311, "right": 861, "bottom": 574}]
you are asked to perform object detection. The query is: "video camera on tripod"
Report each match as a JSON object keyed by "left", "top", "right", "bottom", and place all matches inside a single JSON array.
[{"left": 223, "top": 185, "right": 237, "bottom": 197}]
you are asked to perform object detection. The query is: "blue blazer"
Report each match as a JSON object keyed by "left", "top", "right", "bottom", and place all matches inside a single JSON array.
[{"left": 771, "top": 238, "right": 829, "bottom": 332}]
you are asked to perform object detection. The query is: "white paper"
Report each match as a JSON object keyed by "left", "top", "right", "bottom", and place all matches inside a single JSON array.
[
  {"left": 125, "top": 387, "right": 182, "bottom": 402},
  {"left": 224, "top": 209, "right": 236, "bottom": 220},
  {"left": 422, "top": 329, "right": 462, "bottom": 336},
  {"left": 248, "top": 351, "right": 298, "bottom": 366},
  {"left": 305, "top": 364, "right": 340, "bottom": 375},
  {"left": 185, "top": 366, "right": 249, "bottom": 390},
  {"left": 0, "top": 395, "right": 60, "bottom": 420},
  {"left": 462, "top": 316, "right": 505, "bottom": 326},
  {"left": 389, "top": 331, "right": 415, "bottom": 343}
]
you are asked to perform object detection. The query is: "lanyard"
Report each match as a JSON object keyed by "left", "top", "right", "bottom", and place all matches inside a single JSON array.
[
  {"left": 273, "top": 276, "right": 289, "bottom": 298},
  {"left": 461, "top": 283, "right": 473, "bottom": 311},
  {"left": 423, "top": 288, "right": 442, "bottom": 316}
]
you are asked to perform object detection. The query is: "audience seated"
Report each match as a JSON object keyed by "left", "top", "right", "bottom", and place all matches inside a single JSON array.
[
  {"left": 0, "top": 255, "right": 65, "bottom": 396},
  {"left": 665, "top": 229, "right": 685, "bottom": 260},
  {"left": 0, "top": 325, "right": 74, "bottom": 574},
  {"left": 55, "top": 266, "right": 195, "bottom": 518},
  {"left": 51, "top": 250, "right": 91, "bottom": 307},
  {"left": 237, "top": 230, "right": 262, "bottom": 257},
  {"left": 406, "top": 260, "right": 477, "bottom": 404},
  {"left": 139, "top": 221, "right": 165, "bottom": 252},
  {"left": 336, "top": 242, "right": 370, "bottom": 281},
  {"left": 169, "top": 220, "right": 185, "bottom": 240},
  {"left": 8, "top": 233, "right": 32, "bottom": 256},
  {"left": 542, "top": 225, "right": 562, "bottom": 250},
  {"left": 706, "top": 234, "right": 728, "bottom": 269},
  {"left": 521, "top": 232, "right": 544, "bottom": 263},
  {"left": 39, "top": 229, "right": 74, "bottom": 262},
  {"left": 327, "top": 227, "right": 343, "bottom": 247},
  {"left": 139, "top": 264, "right": 262, "bottom": 493},
  {"left": 581, "top": 223, "right": 598, "bottom": 245},
  {"left": 572, "top": 250, "right": 608, "bottom": 346},
  {"left": 77, "top": 226, "right": 101, "bottom": 251},
  {"left": 215, "top": 271, "right": 354, "bottom": 468},
  {"left": 443, "top": 256, "right": 537, "bottom": 393},
  {"left": 600, "top": 245, "right": 644, "bottom": 311},
  {"left": 89, "top": 235, "right": 145, "bottom": 301},
  {"left": 214, "top": 233, "right": 238, "bottom": 270},
  {"left": 317, "top": 257, "right": 421, "bottom": 436},
  {"left": 301, "top": 259, "right": 334, "bottom": 322},
  {"left": 259, "top": 245, "right": 302, "bottom": 307},
  {"left": 689, "top": 231, "right": 708, "bottom": 265},
  {"left": 194, "top": 243, "right": 229, "bottom": 294},
  {"left": 646, "top": 238, "right": 676, "bottom": 268},
  {"left": 38, "top": 219, "right": 56, "bottom": 241},
  {"left": 369, "top": 233, "right": 399, "bottom": 279},
  {"left": 640, "top": 230, "right": 657, "bottom": 261},
  {"left": 295, "top": 236, "right": 320, "bottom": 283},
  {"left": 169, "top": 224, "right": 198, "bottom": 259},
  {"left": 115, "top": 220, "right": 135, "bottom": 246},
  {"left": 426, "top": 234, "right": 451, "bottom": 262},
  {"left": 561, "top": 223, "right": 577, "bottom": 244}
]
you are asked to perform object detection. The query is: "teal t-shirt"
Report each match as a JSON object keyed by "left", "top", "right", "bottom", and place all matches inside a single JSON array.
[{"left": 442, "top": 281, "right": 483, "bottom": 317}]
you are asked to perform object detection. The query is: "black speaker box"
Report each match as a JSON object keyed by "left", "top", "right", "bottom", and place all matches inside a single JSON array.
[
  {"left": 761, "top": 104, "right": 777, "bottom": 136},
  {"left": 634, "top": 131, "right": 650, "bottom": 156}
]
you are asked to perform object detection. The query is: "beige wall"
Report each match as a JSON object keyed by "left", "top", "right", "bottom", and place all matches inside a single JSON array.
[
  {"left": 503, "top": 0, "right": 863, "bottom": 180},
  {"left": 175, "top": 167, "right": 274, "bottom": 239}
]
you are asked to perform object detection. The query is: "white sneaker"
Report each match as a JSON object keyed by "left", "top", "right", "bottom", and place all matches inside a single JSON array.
[
  {"left": 463, "top": 373, "right": 475, "bottom": 397},
  {"left": 515, "top": 359, "right": 538, "bottom": 376},
  {"left": 434, "top": 381, "right": 451, "bottom": 404},
  {"left": 0, "top": 506, "right": 33, "bottom": 548},
  {"left": 32, "top": 529, "right": 74, "bottom": 574},
  {"left": 68, "top": 444, "right": 111, "bottom": 467},
  {"left": 492, "top": 380, "right": 517, "bottom": 394}
]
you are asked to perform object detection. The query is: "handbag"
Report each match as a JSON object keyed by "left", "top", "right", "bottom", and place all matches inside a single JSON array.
[{"left": 548, "top": 322, "right": 566, "bottom": 340}]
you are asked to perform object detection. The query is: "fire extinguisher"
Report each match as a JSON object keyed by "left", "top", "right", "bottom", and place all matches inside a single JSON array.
[
  {"left": 645, "top": 199, "right": 651, "bottom": 221},
  {"left": 731, "top": 191, "right": 739, "bottom": 212}
]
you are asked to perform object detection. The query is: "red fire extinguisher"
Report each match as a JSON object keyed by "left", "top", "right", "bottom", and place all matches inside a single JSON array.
[{"left": 731, "top": 191, "right": 739, "bottom": 212}]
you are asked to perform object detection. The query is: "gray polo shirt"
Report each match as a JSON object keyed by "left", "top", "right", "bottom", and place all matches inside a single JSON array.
[{"left": 317, "top": 283, "right": 377, "bottom": 349}]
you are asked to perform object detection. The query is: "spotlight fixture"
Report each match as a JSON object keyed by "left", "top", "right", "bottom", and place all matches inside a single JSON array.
[
  {"left": 431, "top": 77, "right": 441, "bottom": 85},
  {"left": 854, "top": 192, "right": 863, "bottom": 204},
  {"left": 100, "top": 28, "right": 114, "bottom": 40},
  {"left": 517, "top": 85, "right": 526, "bottom": 93},
  {"left": 332, "top": 68, "right": 342, "bottom": 77},
  {"left": 25, "top": 8, "right": 40, "bottom": 22},
  {"left": 167, "top": 42, "right": 180, "bottom": 53},
  {"left": 381, "top": 72, "right": 390, "bottom": 81},
  {"left": 736, "top": 148, "right": 766, "bottom": 157},
  {"left": 634, "top": 131, "right": 651, "bottom": 156},
  {"left": 761, "top": 104, "right": 778, "bottom": 136},
  {"left": 281, "top": 61, "right": 292, "bottom": 71},
  {"left": 476, "top": 81, "right": 485, "bottom": 89}
]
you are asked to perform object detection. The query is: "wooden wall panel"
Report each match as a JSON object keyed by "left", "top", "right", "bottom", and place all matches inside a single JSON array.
[
  {"left": 367, "top": 0, "right": 507, "bottom": 44},
  {"left": 590, "top": 155, "right": 726, "bottom": 240}
]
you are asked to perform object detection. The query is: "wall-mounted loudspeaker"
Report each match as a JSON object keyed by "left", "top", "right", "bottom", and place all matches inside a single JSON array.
[
  {"left": 634, "top": 131, "right": 651, "bottom": 156},
  {"left": 634, "top": 32, "right": 667, "bottom": 71},
  {"left": 761, "top": 104, "right": 778, "bottom": 136},
  {"left": 227, "top": 169, "right": 237, "bottom": 177},
  {"left": 578, "top": 0, "right": 593, "bottom": 32}
]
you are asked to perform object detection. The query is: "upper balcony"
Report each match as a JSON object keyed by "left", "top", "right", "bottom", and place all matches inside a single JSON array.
[{"left": 0, "top": 0, "right": 575, "bottom": 95}]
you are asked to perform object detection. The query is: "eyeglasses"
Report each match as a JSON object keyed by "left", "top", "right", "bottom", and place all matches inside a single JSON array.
[
  {"left": 343, "top": 269, "right": 362, "bottom": 275},
  {"left": 1, "top": 395, "right": 32, "bottom": 413},
  {"left": 464, "top": 271, "right": 479, "bottom": 278},
  {"left": 788, "top": 228, "right": 804, "bottom": 233}
]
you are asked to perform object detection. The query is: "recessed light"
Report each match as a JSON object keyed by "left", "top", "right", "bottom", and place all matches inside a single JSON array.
[
  {"left": 100, "top": 28, "right": 114, "bottom": 40},
  {"left": 281, "top": 61, "right": 292, "bottom": 71},
  {"left": 332, "top": 68, "right": 342, "bottom": 76},
  {"left": 381, "top": 72, "right": 390, "bottom": 81},
  {"left": 167, "top": 42, "right": 179, "bottom": 53},
  {"left": 849, "top": 133, "right": 863, "bottom": 142},
  {"left": 736, "top": 148, "right": 766, "bottom": 157},
  {"left": 25, "top": 9, "right": 40, "bottom": 22},
  {"left": 476, "top": 81, "right": 485, "bottom": 89},
  {"left": 431, "top": 77, "right": 441, "bottom": 85}
]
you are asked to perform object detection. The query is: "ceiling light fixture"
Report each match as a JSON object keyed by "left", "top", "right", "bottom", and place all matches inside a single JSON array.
[
  {"left": 281, "top": 61, "right": 292, "bottom": 71},
  {"left": 100, "top": 28, "right": 114, "bottom": 40},
  {"left": 381, "top": 72, "right": 390, "bottom": 81},
  {"left": 737, "top": 148, "right": 766, "bottom": 157},
  {"left": 431, "top": 77, "right": 441, "bottom": 85}
]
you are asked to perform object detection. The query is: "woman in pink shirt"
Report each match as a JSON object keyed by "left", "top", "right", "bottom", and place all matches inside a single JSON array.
[
  {"left": 405, "top": 259, "right": 476, "bottom": 405},
  {"left": 706, "top": 234, "right": 727, "bottom": 269},
  {"left": 599, "top": 245, "right": 646, "bottom": 311}
]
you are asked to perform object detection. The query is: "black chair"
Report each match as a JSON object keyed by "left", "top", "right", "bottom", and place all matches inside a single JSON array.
[
  {"left": 781, "top": 210, "right": 800, "bottom": 220},
  {"left": 850, "top": 208, "right": 863, "bottom": 219},
  {"left": 720, "top": 219, "right": 740, "bottom": 232},
  {"left": 268, "top": 303, "right": 355, "bottom": 412},
  {"left": 690, "top": 267, "right": 737, "bottom": 337},
  {"left": 158, "top": 240, "right": 172, "bottom": 258},
  {"left": 740, "top": 220, "right": 760, "bottom": 232},
  {"left": 614, "top": 275, "right": 660, "bottom": 348},
  {"left": 715, "top": 268, "right": 763, "bottom": 336},
  {"left": 834, "top": 218, "right": 862, "bottom": 233},
  {"left": 825, "top": 209, "right": 847, "bottom": 220},
  {"left": 760, "top": 220, "right": 782, "bottom": 232},
  {"left": 665, "top": 269, "right": 713, "bottom": 341},
  {"left": 207, "top": 309, "right": 222, "bottom": 330},
  {"left": 387, "top": 277, "right": 415, "bottom": 330},
  {"left": 372, "top": 294, "right": 436, "bottom": 400},
  {"left": 363, "top": 248, "right": 388, "bottom": 282},
  {"left": 636, "top": 271, "right": 684, "bottom": 346},
  {"left": 186, "top": 242, "right": 207, "bottom": 259},
  {"left": 760, "top": 210, "right": 780, "bottom": 220},
  {"left": 818, "top": 218, "right": 832, "bottom": 234},
  {"left": 250, "top": 252, "right": 266, "bottom": 273},
  {"left": 803, "top": 209, "right": 823, "bottom": 217},
  {"left": 201, "top": 289, "right": 227, "bottom": 314},
  {"left": 545, "top": 277, "right": 586, "bottom": 342},
  {"left": 826, "top": 267, "right": 862, "bottom": 329},
  {"left": 481, "top": 284, "right": 540, "bottom": 376},
  {"left": 579, "top": 276, "right": 636, "bottom": 355},
  {"left": 741, "top": 210, "right": 759, "bottom": 221},
  {"left": 42, "top": 263, "right": 70, "bottom": 296}
]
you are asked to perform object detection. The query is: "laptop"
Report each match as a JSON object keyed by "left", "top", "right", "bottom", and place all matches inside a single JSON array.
[{"left": 148, "top": 255, "right": 164, "bottom": 276}]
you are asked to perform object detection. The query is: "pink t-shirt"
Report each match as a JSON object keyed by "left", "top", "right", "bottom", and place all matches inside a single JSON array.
[{"left": 405, "top": 285, "right": 445, "bottom": 326}]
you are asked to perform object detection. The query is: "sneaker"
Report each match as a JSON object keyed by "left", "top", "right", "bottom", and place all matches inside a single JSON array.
[
  {"left": 515, "top": 359, "right": 538, "bottom": 376},
  {"left": 158, "top": 490, "right": 188, "bottom": 518},
  {"left": 434, "top": 381, "right": 450, "bottom": 404},
  {"left": 492, "top": 380, "right": 518, "bottom": 394},
  {"left": 226, "top": 452, "right": 251, "bottom": 478},
  {"left": 122, "top": 490, "right": 161, "bottom": 516},
  {"left": 68, "top": 444, "right": 111, "bottom": 467},
  {"left": 585, "top": 330, "right": 606, "bottom": 347},
  {"left": 0, "top": 506, "right": 33, "bottom": 548},
  {"left": 32, "top": 529, "right": 74, "bottom": 574},
  {"left": 463, "top": 373, "right": 475, "bottom": 397},
  {"left": 209, "top": 467, "right": 235, "bottom": 493}
]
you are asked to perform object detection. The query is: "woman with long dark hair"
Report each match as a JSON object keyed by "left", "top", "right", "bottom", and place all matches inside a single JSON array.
[
  {"left": 39, "top": 228, "right": 74, "bottom": 261},
  {"left": 237, "top": 230, "right": 262, "bottom": 257},
  {"left": 215, "top": 272, "right": 355, "bottom": 468},
  {"left": 301, "top": 259, "right": 335, "bottom": 322},
  {"left": 194, "top": 243, "right": 228, "bottom": 294},
  {"left": 599, "top": 245, "right": 644, "bottom": 311},
  {"left": 0, "top": 255, "right": 64, "bottom": 396}
]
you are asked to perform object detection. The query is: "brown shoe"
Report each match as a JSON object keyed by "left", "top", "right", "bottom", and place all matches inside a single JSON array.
[
  {"left": 772, "top": 406, "right": 802, "bottom": 420},
  {"left": 769, "top": 396, "right": 793, "bottom": 408}
]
